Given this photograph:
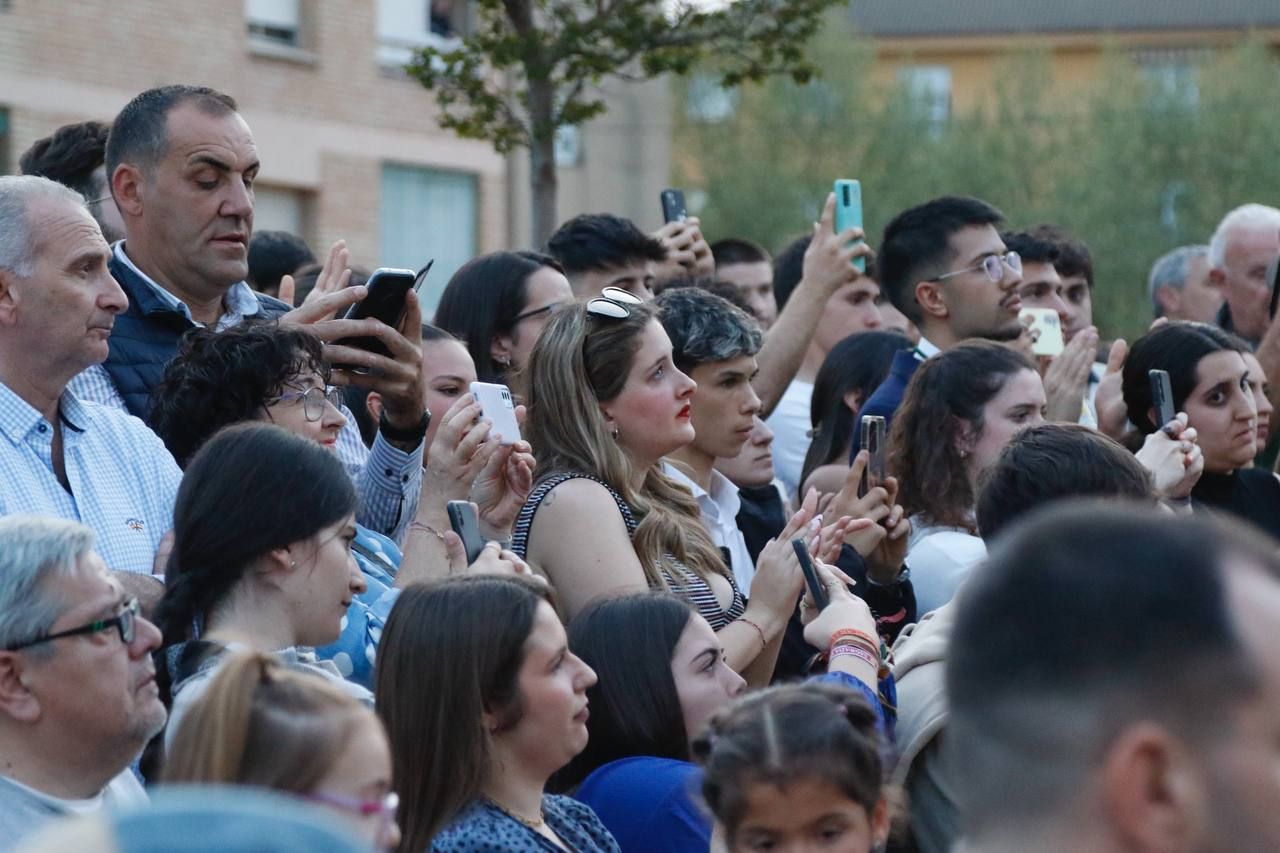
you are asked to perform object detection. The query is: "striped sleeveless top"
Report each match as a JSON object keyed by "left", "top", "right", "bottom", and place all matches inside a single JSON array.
[{"left": 513, "top": 472, "right": 746, "bottom": 631}]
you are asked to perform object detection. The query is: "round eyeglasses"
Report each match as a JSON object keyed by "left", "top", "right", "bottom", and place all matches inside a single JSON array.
[
  {"left": 930, "top": 251, "right": 1022, "bottom": 284},
  {"left": 271, "top": 386, "right": 346, "bottom": 422}
]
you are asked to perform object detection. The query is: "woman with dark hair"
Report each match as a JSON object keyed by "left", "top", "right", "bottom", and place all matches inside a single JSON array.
[
  {"left": 692, "top": 682, "right": 890, "bottom": 853},
  {"left": 433, "top": 251, "right": 574, "bottom": 387},
  {"left": 164, "top": 651, "right": 401, "bottom": 851},
  {"left": 375, "top": 575, "right": 615, "bottom": 852},
  {"left": 799, "top": 330, "right": 911, "bottom": 498},
  {"left": 149, "top": 322, "right": 531, "bottom": 688},
  {"left": 890, "top": 342, "right": 1045, "bottom": 614},
  {"left": 155, "top": 424, "right": 371, "bottom": 752},
  {"left": 515, "top": 295, "right": 822, "bottom": 685},
  {"left": 1122, "top": 322, "right": 1280, "bottom": 537},
  {"left": 552, "top": 582, "right": 893, "bottom": 852}
]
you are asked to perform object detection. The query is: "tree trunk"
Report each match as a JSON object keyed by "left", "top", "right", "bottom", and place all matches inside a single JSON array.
[{"left": 527, "top": 78, "right": 558, "bottom": 248}]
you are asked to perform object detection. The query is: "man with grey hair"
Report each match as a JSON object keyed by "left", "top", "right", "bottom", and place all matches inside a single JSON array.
[
  {"left": 1208, "top": 203, "right": 1280, "bottom": 344},
  {"left": 0, "top": 175, "right": 179, "bottom": 596},
  {"left": 1147, "top": 244, "right": 1221, "bottom": 323},
  {"left": 0, "top": 515, "right": 166, "bottom": 849}
]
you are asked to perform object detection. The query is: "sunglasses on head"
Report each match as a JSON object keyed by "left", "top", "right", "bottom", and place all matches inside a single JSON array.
[{"left": 586, "top": 287, "right": 644, "bottom": 319}]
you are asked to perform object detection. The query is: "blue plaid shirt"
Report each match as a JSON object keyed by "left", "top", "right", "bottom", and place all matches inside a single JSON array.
[{"left": 0, "top": 381, "right": 180, "bottom": 573}]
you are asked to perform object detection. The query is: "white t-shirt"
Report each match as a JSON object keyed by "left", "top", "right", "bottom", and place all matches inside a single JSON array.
[
  {"left": 0, "top": 769, "right": 147, "bottom": 849},
  {"left": 663, "top": 463, "right": 757, "bottom": 593},
  {"left": 906, "top": 518, "right": 988, "bottom": 617},
  {"left": 765, "top": 379, "right": 815, "bottom": 501}
]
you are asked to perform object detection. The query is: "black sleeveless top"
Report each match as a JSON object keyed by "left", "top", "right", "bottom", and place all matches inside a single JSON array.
[
  {"left": 513, "top": 472, "right": 746, "bottom": 630},
  {"left": 1192, "top": 468, "right": 1280, "bottom": 542}
]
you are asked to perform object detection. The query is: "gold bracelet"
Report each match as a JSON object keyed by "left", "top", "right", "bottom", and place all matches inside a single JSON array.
[{"left": 737, "top": 616, "right": 767, "bottom": 652}]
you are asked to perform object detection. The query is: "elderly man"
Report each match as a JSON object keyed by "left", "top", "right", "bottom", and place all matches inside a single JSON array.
[
  {"left": 0, "top": 176, "right": 177, "bottom": 598},
  {"left": 0, "top": 516, "right": 166, "bottom": 849},
  {"left": 1209, "top": 203, "right": 1280, "bottom": 345},
  {"left": 68, "top": 85, "right": 426, "bottom": 541},
  {"left": 947, "top": 502, "right": 1280, "bottom": 853},
  {"left": 1148, "top": 244, "right": 1221, "bottom": 323}
]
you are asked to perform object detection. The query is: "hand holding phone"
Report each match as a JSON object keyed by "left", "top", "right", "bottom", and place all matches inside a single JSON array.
[
  {"left": 660, "top": 188, "right": 688, "bottom": 224},
  {"left": 793, "top": 538, "right": 829, "bottom": 611},
  {"left": 334, "top": 267, "right": 419, "bottom": 358},
  {"left": 833, "top": 179, "right": 866, "bottom": 273},
  {"left": 1149, "top": 369, "right": 1177, "bottom": 435},
  {"left": 470, "top": 382, "right": 523, "bottom": 445},
  {"left": 447, "top": 501, "right": 486, "bottom": 565},
  {"left": 858, "top": 415, "right": 886, "bottom": 499},
  {"left": 1020, "top": 308, "right": 1065, "bottom": 357}
]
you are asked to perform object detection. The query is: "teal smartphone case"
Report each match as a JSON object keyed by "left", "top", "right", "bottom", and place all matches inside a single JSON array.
[{"left": 834, "top": 179, "right": 866, "bottom": 273}]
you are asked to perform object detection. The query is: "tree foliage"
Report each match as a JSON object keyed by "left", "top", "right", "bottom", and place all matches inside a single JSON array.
[{"left": 676, "top": 27, "right": 1280, "bottom": 338}]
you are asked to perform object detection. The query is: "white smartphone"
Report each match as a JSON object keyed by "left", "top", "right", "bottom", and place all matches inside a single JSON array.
[
  {"left": 470, "top": 382, "right": 522, "bottom": 445},
  {"left": 1020, "top": 308, "right": 1065, "bottom": 357}
]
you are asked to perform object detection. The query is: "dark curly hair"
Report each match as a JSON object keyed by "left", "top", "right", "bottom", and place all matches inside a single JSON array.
[
  {"left": 18, "top": 120, "right": 111, "bottom": 199},
  {"left": 147, "top": 321, "right": 327, "bottom": 467}
]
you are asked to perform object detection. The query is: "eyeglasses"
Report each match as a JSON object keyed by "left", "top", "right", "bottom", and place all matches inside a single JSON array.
[
  {"left": 930, "top": 251, "right": 1022, "bottom": 283},
  {"left": 271, "top": 386, "right": 345, "bottom": 422},
  {"left": 586, "top": 287, "right": 644, "bottom": 320},
  {"left": 512, "top": 301, "right": 567, "bottom": 324},
  {"left": 6, "top": 597, "right": 139, "bottom": 652},
  {"left": 307, "top": 791, "right": 399, "bottom": 838},
  {"left": 86, "top": 195, "right": 114, "bottom": 207}
]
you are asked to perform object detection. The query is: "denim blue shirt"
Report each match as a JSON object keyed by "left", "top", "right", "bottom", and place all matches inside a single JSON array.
[
  {"left": 432, "top": 795, "right": 619, "bottom": 852},
  {"left": 314, "top": 525, "right": 403, "bottom": 690},
  {"left": 0, "top": 381, "right": 180, "bottom": 572}
]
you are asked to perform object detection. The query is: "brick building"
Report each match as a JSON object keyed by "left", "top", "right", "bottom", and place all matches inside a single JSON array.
[{"left": 0, "top": 0, "right": 671, "bottom": 308}]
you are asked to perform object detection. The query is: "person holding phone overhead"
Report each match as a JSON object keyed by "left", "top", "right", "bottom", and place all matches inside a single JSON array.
[
  {"left": 1122, "top": 322, "right": 1280, "bottom": 539},
  {"left": 514, "top": 293, "right": 838, "bottom": 685}
]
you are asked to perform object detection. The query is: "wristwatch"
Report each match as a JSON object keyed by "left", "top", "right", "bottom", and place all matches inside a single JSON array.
[{"left": 378, "top": 409, "right": 431, "bottom": 444}]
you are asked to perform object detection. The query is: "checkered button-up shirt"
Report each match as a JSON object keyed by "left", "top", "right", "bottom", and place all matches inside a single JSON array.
[{"left": 0, "top": 381, "right": 180, "bottom": 572}]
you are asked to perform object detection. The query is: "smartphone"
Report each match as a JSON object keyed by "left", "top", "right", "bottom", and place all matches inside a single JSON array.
[
  {"left": 1020, "top": 308, "right": 1065, "bottom": 357},
  {"left": 792, "top": 538, "right": 829, "bottom": 611},
  {"left": 470, "top": 382, "right": 523, "bottom": 445},
  {"left": 660, "top": 188, "right": 688, "bottom": 224},
  {"left": 447, "top": 501, "right": 487, "bottom": 565},
  {"left": 833, "top": 179, "right": 866, "bottom": 273},
  {"left": 858, "top": 415, "right": 886, "bottom": 499},
  {"left": 336, "top": 267, "right": 418, "bottom": 358},
  {"left": 1149, "top": 369, "right": 1176, "bottom": 433}
]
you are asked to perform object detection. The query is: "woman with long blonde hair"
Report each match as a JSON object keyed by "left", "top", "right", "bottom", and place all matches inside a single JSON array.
[
  {"left": 164, "top": 651, "right": 400, "bottom": 851},
  {"left": 513, "top": 292, "right": 814, "bottom": 682}
]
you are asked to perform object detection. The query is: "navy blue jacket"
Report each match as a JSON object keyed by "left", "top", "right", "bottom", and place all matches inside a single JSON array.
[
  {"left": 851, "top": 348, "right": 922, "bottom": 463},
  {"left": 103, "top": 253, "right": 291, "bottom": 418}
]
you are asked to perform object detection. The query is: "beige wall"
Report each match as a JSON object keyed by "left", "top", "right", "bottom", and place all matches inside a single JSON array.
[
  {"left": 869, "top": 27, "right": 1280, "bottom": 114},
  {"left": 0, "top": 0, "right": 671, "bottom": 265}
]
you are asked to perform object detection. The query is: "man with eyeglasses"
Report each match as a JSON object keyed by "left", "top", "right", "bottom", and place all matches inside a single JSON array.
[
  {"left": 0, "top": 515, "right": 166, "bottom": 849},
  {"left": 855, "top": 196, "right": 1025, "bottom": 437},
  {"left": 63, "top": 84, "right": 426, "bottom": 544},
  {"left": 0, "top": 175, "right": 179, "bottom": 605}
]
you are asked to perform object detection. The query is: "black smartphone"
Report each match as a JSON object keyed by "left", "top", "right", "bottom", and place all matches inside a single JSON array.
[
  {"left": 858, "top": 415, "right": 886, "bottom": 499},
  {"left": 336, "top": 267, "right": 420, "bottom": 358},
  {"left": 660, "top": 188, "right": 688, "bottom": 224},
  {"left": 1149, "top": 369, "right": 1176, "bottom": 433},
  {"left": 447, "top": 500, "right": 486, "bottom": 565},
  {"left": 792, "top": 538, "right": 829, "bottom": 611}
]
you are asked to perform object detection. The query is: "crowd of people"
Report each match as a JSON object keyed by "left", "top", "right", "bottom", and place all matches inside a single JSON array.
[{"left": 1, "top": 81, "right": 1279, "bottom": 853}]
